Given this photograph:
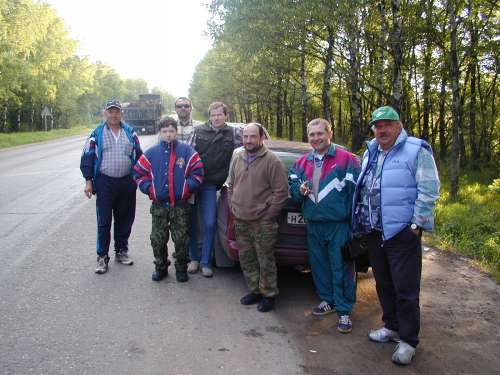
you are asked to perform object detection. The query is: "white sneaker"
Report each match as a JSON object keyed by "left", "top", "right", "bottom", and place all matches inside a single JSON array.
[
  {"left": 392, "top": 341, "right": 416, "bottom": 365},
  {"left": 187, "top": 261, "right": 199, "bottom": 274},
  {"left": 368, "top": 327, "right": 400, "bottom": 343},
  {"left": 201, "top": 266, "right": 213, "bottom": 278}
]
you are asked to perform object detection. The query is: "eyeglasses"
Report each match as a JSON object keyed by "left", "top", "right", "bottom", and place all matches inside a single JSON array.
[{"left": 175, "top": 104, "right": 191, "bottom": 109}]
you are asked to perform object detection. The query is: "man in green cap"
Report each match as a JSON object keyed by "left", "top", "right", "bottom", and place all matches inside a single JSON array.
[{"left": 351, "top": 106, "right": 440, "bottom": 365}]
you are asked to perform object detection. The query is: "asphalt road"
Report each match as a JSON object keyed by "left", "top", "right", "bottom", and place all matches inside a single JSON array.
[{"left": 0, "top": 135, "right": 498, "bottom": 375}]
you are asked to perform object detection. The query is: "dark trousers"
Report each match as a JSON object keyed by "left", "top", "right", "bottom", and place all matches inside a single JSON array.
[
  {"left": 367, "top": 227, "right": 422, "bottom": 348},
  {"left": 95, "top": 173, "right": 136, "bottom": 256}
]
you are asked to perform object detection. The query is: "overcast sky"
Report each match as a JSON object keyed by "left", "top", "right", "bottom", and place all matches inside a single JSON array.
[{"left": 45, "top": 0, "right": 213, "bottom": 97}]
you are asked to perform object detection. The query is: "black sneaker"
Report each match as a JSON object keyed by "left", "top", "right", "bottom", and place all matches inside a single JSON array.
[
  {"left": 312, "top": 301, "right": 335, "bottom": 316},
  {"left": 176, "top": 270, "right": 189, "bottom": 282},
  {"left": 240, "top": 293, "right": 263, "bottom": 305},
  {"left": 152, "top": 269, "right": 168, "bottom": 282},
  {"left": 257, "top": 297, "right": 275, "bottom": 312},
  {"left": 95, "top": 255, "right": 109, "bottom": 274}
]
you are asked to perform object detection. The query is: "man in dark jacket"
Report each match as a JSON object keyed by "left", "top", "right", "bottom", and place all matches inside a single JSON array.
[
  {"left": 188, "top": 102, "right": 241, "bottom": 277},
  {"left": 133, "top": 116, "right": 204, "bottom": 282}
]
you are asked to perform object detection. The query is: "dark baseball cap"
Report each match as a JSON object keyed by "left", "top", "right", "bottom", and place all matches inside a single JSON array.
[{"left": 105, "top": 99, "right": 122, "bottom": 110}]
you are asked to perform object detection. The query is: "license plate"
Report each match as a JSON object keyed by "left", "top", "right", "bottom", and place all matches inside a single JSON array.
[{"left": 287, "top": 212, "right": 306, "bottom": 225}]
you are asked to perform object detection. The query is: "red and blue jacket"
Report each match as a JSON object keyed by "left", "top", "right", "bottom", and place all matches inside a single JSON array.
[
  {"left": 80, "top": 122, "right": 142, "bottom": 192},
  {"left": 288, "top": 144, "right": 360, "bottom": 223},
  {"left": 133, "top": 140, "right": 204, "bottom": 207}
]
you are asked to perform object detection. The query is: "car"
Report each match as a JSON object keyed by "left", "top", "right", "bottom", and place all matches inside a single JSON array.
[{"left": 214, "top": 139, "right": 311, "bottom": 268}]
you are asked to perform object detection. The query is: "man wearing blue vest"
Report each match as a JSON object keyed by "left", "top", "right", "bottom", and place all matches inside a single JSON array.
[
  {"left": 80, "top": 100, "right": 143, "bottom": 274},
  {"left": 352, "top": 106, "right": 439, "bottom": 365}
]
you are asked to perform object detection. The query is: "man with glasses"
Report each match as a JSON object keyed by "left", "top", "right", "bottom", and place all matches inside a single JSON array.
[
  {"left": 352, "top": 106, "right": 440, "bottom": 365},
  {"left": 188, "top": 102, "right": 242, "bottom": 277},
  {"left": 80, "top": 99, "right": 143, "bottom": 274},
  {"left": 174, "top": 97, "right": 201, "bottom": 143}
]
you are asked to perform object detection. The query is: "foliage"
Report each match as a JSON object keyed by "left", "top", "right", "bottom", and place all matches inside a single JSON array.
[
  {"left": 432, "top": 169, "right": 500, "bottom": 280},
  {"left": 194, "top": 0, "right": 499, "bottom": 164},
  {"left": 0, "top": 0, "right": 174, "bottom": 132}
]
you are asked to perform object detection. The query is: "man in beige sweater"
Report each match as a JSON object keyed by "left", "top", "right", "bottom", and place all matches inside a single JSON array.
[{"left": 227, "top": 123, "right": 289, "bottom": 312}]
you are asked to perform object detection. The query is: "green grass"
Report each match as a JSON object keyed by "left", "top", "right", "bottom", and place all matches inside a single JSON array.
[
  {"left": 428, "top": 169, "right": 500, "bottom": 282},
  {"left": 0, "top": 126, "right": 92, "bottom": 149}
]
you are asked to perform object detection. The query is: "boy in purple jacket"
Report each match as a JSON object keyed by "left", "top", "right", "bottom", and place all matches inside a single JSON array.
[{"left": 134, "top": 117, "right": 204, "bottom": 282}]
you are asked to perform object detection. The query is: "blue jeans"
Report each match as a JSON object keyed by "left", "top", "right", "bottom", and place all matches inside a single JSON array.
[{"left": 189, "top": 183, "right": 217, "bottom": 268}]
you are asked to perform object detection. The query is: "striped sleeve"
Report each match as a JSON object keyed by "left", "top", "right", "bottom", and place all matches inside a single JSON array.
[
  {"left": 182, "top": 151, "right": 204, "bottom": 200},
  {"left": 80, "top": 131, "right": 98, "bottom": 179},
  {"left": 133, "top": 154, "right": 154, "bottom": 197},
  {"left": 413, "top": 147, "right": 440, "bottom": 232}
]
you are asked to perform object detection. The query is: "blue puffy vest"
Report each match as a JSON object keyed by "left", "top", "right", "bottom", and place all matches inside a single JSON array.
[{"left": 353, "top": 131, "right": 431, "bottom": 240}]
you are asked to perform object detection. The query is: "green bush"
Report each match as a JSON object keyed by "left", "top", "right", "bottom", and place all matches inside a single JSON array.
[{"left": 433, "top": 177, "right": 500, "bottom": 281}]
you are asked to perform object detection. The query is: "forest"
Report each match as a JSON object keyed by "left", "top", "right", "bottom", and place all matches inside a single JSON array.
[
  {"left": 189, "top": 0, "right": 498, "bottom": 201},
  {"left": 0, "top": 0, "right": 174, "bottom": 133}
]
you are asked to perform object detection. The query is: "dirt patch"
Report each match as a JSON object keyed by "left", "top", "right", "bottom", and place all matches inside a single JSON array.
[{"left": 276, "top": 247, "right": 500, "bottom": 374}]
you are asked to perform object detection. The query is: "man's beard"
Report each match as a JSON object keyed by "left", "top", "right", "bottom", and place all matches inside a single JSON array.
[{"left": 246, "top": 143, "right": 262, "bottom": 153}]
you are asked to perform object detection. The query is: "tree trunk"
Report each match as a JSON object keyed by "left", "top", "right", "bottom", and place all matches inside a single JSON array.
[
  {"left": 256, "top": 96, "right": 263, "bottom": 124},
  {"left": 390, "top": 0, "right": 404, "bottom": 116},
  {"left": 322, "top": 26, "right": 334, "bottom": 124},
  {"left": 377, "top": 1, "right": 388, "bottom": 104},
  {"left": 276, "top": 72, "right": 284, "bottom": 138},
  {"left": 438, "top": 66, "right": 448, "bottom": 161},
  {"left": 448, "top": 0, "right": 461, "bottom": 201},
  {"left": 287, "top": 86, "right": 295, "bottom": 141},
  {"left": 300, "top": 47, "right": 308, "bottom": 142},
  {"left": 422, "top": 0, "right": 433, "bottom": 141},
  {"left": 1, "top": 104, "right": 7, "bottom": 132},
  {"left": 17, "top": 109, "right": 21, "bottom": 131},
  {"left": 346, "top": 11, "right": 363, "bottom": 153},
  {"left": 467, "top": 0, "right": 479, "bottom": 164}
]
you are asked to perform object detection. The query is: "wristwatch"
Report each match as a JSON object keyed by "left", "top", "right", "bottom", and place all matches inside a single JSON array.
[{"left": 410, "top": 223, "right": 420, "bottom": 231}]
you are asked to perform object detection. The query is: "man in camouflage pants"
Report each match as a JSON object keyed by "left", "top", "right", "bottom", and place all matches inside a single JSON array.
[{"left": 227, "top": 123, "right": 288, "bottom": 312}]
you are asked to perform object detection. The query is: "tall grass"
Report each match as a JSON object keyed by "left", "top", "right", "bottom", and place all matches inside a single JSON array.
[
  {"left": 0, "top": 126, "right": 91, "bottom": 149},
  {"left": 431, "top": 168, "right": 500, "bottom": 281}
]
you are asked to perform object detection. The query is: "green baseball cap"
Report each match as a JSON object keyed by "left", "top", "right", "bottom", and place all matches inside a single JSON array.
[{"left": 369, "top": 106, "right": 400, "bottom": 126}]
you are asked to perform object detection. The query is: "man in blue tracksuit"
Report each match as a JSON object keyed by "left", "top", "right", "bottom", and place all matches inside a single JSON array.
[
  {"left": 80, "top": 99, "right": 143, "bottom": 274},
  {"left": 352, "top": 106, "right": 440, "bottom": 365}
]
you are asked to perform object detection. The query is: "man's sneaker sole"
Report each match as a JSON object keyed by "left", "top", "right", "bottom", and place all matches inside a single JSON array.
[{"left": 337, "top": 325, "right": 353, "bottom": 333}]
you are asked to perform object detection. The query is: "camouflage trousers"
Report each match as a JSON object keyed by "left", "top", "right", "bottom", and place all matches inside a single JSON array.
[
  {"left": 234, "top": 218, "right": 279, "bottom": 297},
  {"left": 150, "top": 201, "right": 191, "bottom": 272}
]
